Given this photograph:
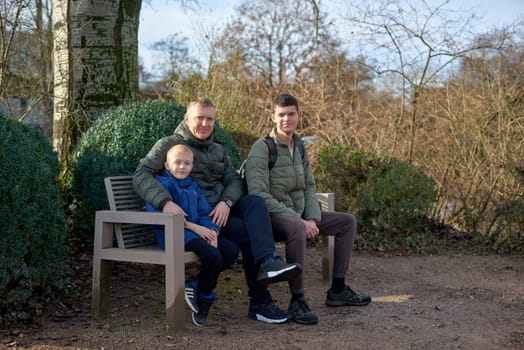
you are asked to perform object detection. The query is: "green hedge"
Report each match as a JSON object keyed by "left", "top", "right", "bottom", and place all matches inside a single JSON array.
[
  {"left": 68, "top": 100, "right": 242, "bottom": 242},
  {"left": 316, "top": 144, "right": 436, "bottom": 251},
  {"left": 0, "top": 116, "right": 66, "bottom": 325}
]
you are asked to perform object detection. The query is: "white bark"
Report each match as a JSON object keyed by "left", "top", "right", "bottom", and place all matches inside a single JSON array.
[
  {"left": 52, "top": 0, "right": 141, "bottom": 159},
  {"left": 52, "top": 0, "right": 71, "bottom": 155}
]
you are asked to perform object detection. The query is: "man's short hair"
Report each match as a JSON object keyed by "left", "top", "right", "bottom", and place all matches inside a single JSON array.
[
  {"left": 187, "top": 97, "right": 215, "bottom": 110},
  {"left": 272, "top": 93, "right": 299, "bottom": 112}
]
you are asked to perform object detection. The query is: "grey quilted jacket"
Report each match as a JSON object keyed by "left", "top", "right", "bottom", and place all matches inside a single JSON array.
[
  {"left": 244, "top": 129, "right": 321, "bottom": 223},
  {"left": 133, "top": 121, "right": 243, "bottom": 210}
]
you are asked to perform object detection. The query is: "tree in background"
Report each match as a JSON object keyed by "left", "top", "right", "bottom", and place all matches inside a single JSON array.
[
  {"left": 0, "top": 0, "right": 53, "bottom": 136},
  {"left": 148, "top": 33, "right": 200, "bottom": 82},
  {"left": 426, "top": 37, "right": 524, "bottom": 238},
  {"left": 321, "top": 0, "right": 523, "bottom": 241},
  {"left": 161, "top": 0, "right": 344, "bottom": 153},
  {"left": 338, "top": 0, "right": 511, "bottom": 162},
  {"left": 141, "top": 32, "right": 204, "bottom": 100},
  {"left": 293, "top": 49, "right": 375, "bottom": 146},
  {"left": 52, "top": 0, "right": 141, "bottom": 176},
  {"left": 215, "top": 0, "right": 332, "bottom": 93}
]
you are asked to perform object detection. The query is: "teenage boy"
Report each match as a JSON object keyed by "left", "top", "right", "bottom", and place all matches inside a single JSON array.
[{"left": 244, "top": 93, "right": 371, "bottom": 325}]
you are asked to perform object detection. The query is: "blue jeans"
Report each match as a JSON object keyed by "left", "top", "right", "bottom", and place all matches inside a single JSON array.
[{"left": 221, "top": 195, "right": 276, "bottom": 304}]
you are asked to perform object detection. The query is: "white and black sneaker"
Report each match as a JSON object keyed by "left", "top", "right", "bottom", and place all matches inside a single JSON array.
[
  {"left": 257, "top": 254, "right": 301, "bottom": 285},
  {"left": 184, "top": 277, "right": 199, "bottom": 313},
  {"left": 248, "top": 300, "right": 288, "bottom": 324},
  {"left": 192, "top": 294, "right": 214, "bottom": 327}
]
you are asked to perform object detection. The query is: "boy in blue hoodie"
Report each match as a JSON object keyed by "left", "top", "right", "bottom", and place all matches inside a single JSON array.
[{"left": 146, "top": 144, "right": 239, "bottom": 326}]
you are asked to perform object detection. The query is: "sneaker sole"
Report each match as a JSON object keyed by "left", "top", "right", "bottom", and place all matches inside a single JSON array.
[
  {"left": 289, "top": 316, "right": 318, "bottom": 325},
  {"left": 248, "top": 312, "right": 288, "bottom": 324},
  {"left": 192, "top": 312, "right": 206, "bottom": 327},
  {"left": 290, "top": 318, "right": 318, "bottom": 326},
  {"left": 257, "top": 264, "right": 301, "bottom": 285},
  {"left": 325, "top": 299, "right": 371, "bottom": 307}
]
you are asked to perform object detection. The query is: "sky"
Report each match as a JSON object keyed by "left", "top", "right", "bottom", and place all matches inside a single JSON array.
[{"left": 138, "top": 0, "right": 524, "bottom": 73}]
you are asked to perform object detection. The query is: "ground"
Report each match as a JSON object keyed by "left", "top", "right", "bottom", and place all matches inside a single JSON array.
[{"left": 1, "top": 245, "right": 523, "bottom": 350}]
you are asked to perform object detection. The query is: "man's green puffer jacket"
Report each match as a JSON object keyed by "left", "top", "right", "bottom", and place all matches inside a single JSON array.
[{"left": 133, "top": 121, "right": 243, "bottom": 210}]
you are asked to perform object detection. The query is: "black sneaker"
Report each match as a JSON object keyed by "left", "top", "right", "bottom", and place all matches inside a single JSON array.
[
  {"left": 325, "top": 285, "right": 372, "bottom": 307},
  {"left": 184, "top": 277, "right": 199, "bottom": 313},
  {"left": 192, "top": 295, "right": 214, "bottom": 327},
  {"left": 287, "top": 296, "right": 318, "bottom": 325},
  {"left": 248, "top": 300, "right": 288, "bottom": 324},
  {"left": 257, "top": 254, "right": 301, "bottom": 285}
]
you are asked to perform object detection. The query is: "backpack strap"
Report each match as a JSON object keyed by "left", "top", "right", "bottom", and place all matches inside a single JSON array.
[
  {"left": 263, "top": 135, "right": 278, "bottom": 170},
  {"left": 263, "top": 134, "right": 305, "bottom": 170},
  {"left": 298, "top": 141, "right": 305, "bottom": 160}
]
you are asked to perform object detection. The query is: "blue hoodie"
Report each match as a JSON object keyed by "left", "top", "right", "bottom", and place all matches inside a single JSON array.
[{"left": 145, "top": 169, "right": 220, "bottom": 249}]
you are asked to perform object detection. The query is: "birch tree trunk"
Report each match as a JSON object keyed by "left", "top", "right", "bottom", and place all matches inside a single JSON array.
[
  {"left": 52, "top": 0, "right": 72, "bottom": 162},
  {"left": 52, "top": 0, "right": 141, "bottom": 168}
]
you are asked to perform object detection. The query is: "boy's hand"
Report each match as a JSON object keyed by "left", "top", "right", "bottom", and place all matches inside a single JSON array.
[
  {"left": 187, "top": 222, "right": 218, "bottom": 247},
  {"left": 208, "top": 231, "right": 218, "bottom": 248},
  {"left": 162, "top": 200, "right": 187, "bottom": 217}
]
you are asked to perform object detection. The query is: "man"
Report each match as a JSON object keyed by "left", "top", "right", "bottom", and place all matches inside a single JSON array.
[
  {"left": 244, "top": 93, "right": 371, "bottom": 325},
  {"left": 133, "top": 98, "right": 300, "bottom": 324}
]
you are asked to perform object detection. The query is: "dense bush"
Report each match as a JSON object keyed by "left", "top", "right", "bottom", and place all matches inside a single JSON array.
[
  {"left": 68, "top": 100, "right": 242, "bottom": 242},
  {"left": 316, "top": 144, "right": 436, "bottom": 251},
  {"left": 486, "top": 195, "right": 524, "bottom": 254},
  {"left": 0, "top": 116, "right": 67, "bottom": 325}
]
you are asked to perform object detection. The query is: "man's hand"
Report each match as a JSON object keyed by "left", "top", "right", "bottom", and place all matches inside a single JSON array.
[
  {"left": 302, "top": 219, "right": 319, "bottom": 239},
  {"left": 210, "top": 201, "right": 231, "bottom": 227},
  {"left": 162, "top": 200, "right": 187, "bottom": 217}
]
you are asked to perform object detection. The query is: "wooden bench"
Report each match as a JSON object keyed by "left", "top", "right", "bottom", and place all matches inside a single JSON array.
[
  {"left": 91, "top": 176, "right": 334, "bottom": 331},
  {"left": 91, "top": 176, "right": 199, "bottom": 331}
]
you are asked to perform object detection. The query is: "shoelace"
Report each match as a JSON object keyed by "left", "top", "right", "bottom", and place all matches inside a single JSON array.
[
  {"left": 264, "top": 301, "right": 283, "bottom": 313},
  {"left": 268, "top": 301, "right": 279, "bottom": 310},
  {"left": 298, "top": 299, "right": 312, "bottom": 313}
]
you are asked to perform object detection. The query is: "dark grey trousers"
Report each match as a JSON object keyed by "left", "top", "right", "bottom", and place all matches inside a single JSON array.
[{"left": 271, "top": 211, "right": 357, "bottom": 294}]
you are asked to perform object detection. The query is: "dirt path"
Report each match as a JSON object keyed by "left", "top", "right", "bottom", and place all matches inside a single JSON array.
[{"left": 2, "top": 250, "right": 523, "bottom": 350}]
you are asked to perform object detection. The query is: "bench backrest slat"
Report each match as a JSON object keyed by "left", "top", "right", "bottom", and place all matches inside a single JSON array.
[
  {"left": 104, "top": 176, "right": 158, "bottom": 248},
  {"left": 316, "top": 192, "right": 334, "bottom": 212}
]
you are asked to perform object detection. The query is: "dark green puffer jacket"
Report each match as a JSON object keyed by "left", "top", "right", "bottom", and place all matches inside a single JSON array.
[
  {"left": 245, "top": 129, "right": 321, "bottom": 223},
  {"left": 133, "top": 121, "right": 243, "bottom": 210}
]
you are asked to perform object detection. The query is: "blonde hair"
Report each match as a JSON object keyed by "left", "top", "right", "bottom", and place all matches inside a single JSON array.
[
  {"left": 166, "top": 144, "right": 193, "bottom": 160},
  {"left": 187, "top": 97, "right": 215, "bottom": 110}
]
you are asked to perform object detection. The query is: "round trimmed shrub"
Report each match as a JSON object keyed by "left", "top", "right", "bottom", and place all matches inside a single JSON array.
[
  {"left": 0, "top": 116, "right": 66, "bottom": 325},
  {"left": 316, "top": 144, "right": 436, "bottom": 250},
  {"left": 68, "top": 100, "right": 242, "bottom": 242},
  {"left": 359, "top": 156, "right": 436, "bottom": 232}
]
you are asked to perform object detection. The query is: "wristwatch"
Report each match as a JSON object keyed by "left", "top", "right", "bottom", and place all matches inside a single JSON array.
[{"left": 225, "top": 199, "right": 233, "bottom": 208}]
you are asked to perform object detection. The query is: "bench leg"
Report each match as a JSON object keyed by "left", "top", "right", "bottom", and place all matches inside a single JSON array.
[
  {"left": 91, "top": 257, "right": 112, "bottom": 319},
  {"left": 164, "top": 214, "right": 186, "bottom": 331},
  {"left": 165, "top": 260, "right": 186, "bottom": 330},
  {"left": 322, "top": 235, "right": 334, "bottom": 281},
  {"left": 92, "top": 215, "right": 114, "bottom": 320}
]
